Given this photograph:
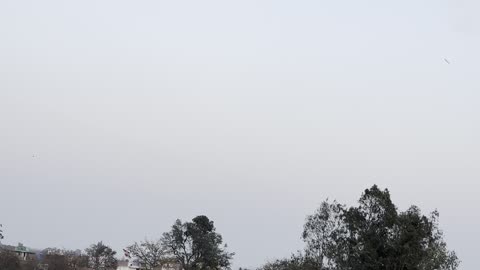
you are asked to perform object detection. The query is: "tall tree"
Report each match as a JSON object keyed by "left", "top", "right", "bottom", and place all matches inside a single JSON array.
[
  {"left": 340, "top": 185, "right": 399, "bottom": 270},
  {"left": 0, "top": 224, "right": 4, "bottom": 241},
  {"left": 85, "top": 242, "right": 118, "bottom": 270},
  {"left": 302, "top": 200, "right": 344, "bottom": 269},
  {"left": 126, "top": 239, "right": 167, "bottom": 269},
  {"left": 162, "top": 215, "right": 234, "bottom": 270},
  {"left": 302, "top": 185, "right": 460, "bottom": 270}
]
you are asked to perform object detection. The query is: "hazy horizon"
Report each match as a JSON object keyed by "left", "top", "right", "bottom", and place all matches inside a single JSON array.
[{"left": 1, "top": 1, "right": 479, "bottom": 269}]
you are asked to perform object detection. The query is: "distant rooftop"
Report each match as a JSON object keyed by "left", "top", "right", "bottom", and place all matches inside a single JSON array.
[{"left": 1, "top": 243, "right": 36, "bottom": 254}]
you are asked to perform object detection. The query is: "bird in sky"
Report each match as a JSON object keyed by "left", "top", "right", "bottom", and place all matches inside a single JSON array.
[{"left": 444, "top": 58, "right": 451, "bottom": 64}]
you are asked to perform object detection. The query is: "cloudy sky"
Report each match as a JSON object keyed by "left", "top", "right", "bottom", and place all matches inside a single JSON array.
[{"left": 1, "top": 1, "right": 479, "bottom": 269}]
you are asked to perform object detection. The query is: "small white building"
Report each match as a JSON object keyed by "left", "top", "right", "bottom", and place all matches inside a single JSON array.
[{"left": 117, "top": 259, "right": 144, "bottom": 270}]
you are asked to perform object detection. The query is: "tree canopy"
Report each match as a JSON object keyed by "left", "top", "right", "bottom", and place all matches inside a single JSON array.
[
  {"left": 161, "top": 215, "right": 234, "bottom": 270},
  {"left": 85, "top": 241, "right": 118, "bottom": 270},
  {"left": 299, "top": 185, "right": 459, "bottom": 270},
  {"left": 125, "top": 239, "right": 167, "bottom": 270}
]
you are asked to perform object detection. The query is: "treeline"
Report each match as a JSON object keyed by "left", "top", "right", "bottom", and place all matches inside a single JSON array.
[
  {"left": 0, "top": 215, "right": 233, "bottom": 270},
  {"left": 1, "top": 185, "right": 460, "bottom": 270}
]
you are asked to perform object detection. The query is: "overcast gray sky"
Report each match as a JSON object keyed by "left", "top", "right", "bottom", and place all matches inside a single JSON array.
[{"left": 1, "top": 1, "right": 479, "bottom": 269}]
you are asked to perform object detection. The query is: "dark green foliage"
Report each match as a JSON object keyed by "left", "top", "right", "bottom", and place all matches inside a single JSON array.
[
  {"left": 339, "top": 185, "right": 399, "bottom": 270},
  {"left": 85, "top": 242, "right": 118, "bottom": 270},
  {"left": 298, "top": 185, "right": 459, "bottom": 270},
  {"left": 0, "top": 249, "right": 21, "bottom": 270},
  {"left": 162, "top": 215, "right": 234, "bottom": 270}
]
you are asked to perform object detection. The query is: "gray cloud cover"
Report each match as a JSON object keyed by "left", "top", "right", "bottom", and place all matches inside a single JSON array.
[{"left": 1, "top": 1, "right": 479, "bottom": 269}]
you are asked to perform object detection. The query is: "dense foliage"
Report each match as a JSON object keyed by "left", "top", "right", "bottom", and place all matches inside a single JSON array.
[
  {"left": 297, "top": 185, "right": 460, "bottom": 270},
  {"left": 85, "top": 242, "right": 118, "bottom": 270},
  {"left": 161, "top": 215, "right": 234, "bottom": 270}
]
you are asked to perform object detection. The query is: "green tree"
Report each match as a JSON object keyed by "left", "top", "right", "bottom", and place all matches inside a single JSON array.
[
  {"left": 126, "top": 239, "right": 167, "bottom": 269},
  {"left": 85, "top": 242, "right": 118, "bottom": 270},
  {"left": 162, "top": 215, "right": 234, "bottom": 270},
  {"left": 302, "top": 185, "right": 459, "bottom": 270},
  {"left": 339, "top": 185, "right": 399, "bottom": 270},
  {"left": 302, "top": 200, "right": 344, "bottom": 269}
]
